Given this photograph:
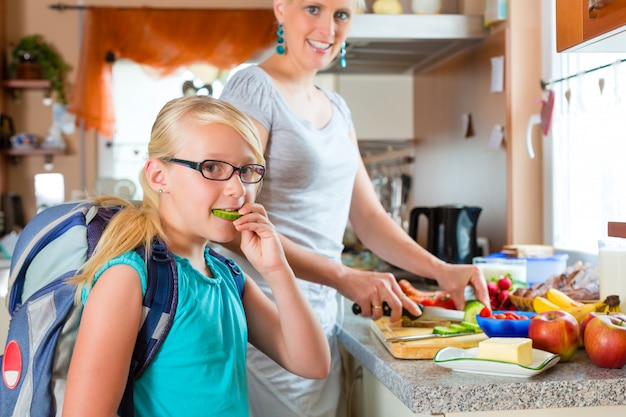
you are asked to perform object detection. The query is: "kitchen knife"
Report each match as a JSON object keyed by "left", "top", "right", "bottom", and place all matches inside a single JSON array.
[
  {"left": 384, "top": 332, "right": 475, "bottom": 343},
  {"left": 351, "top": 302, "right": 464, "bottom": 322}
]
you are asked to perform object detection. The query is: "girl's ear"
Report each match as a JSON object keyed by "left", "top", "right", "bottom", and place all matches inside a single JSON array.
[{"left": 145, "top": 158, "right": 168, "bottom": 193}]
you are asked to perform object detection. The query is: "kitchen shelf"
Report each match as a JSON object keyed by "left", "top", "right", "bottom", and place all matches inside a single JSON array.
[
  {"left": 2, "top": 147, "right": 64, "bottom": 156},
  {"left": 1, "top": 79, "right": 51, "bottom": 89}
]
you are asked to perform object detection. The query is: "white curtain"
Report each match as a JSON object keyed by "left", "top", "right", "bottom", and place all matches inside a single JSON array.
[{"left": 551, "top": 53, "right": 626, "bottom": 253}]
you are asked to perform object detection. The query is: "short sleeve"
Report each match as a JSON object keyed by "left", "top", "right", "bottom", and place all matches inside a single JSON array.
[
  {"left": 220, "top": 66, "right": 276, "bottom": 132},
  {"left": 81, "top": 251, "right": 148, "bottom": 304}
]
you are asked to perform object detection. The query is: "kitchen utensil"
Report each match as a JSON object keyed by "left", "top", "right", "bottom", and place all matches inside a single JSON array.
[
  {"left": 351, "top": 302, "right": 465, "bottom": 322},
  {"left": 408, "top": 205, "right": 482, "bottom": 264},
  {"left": 385, "top": 332, "right": 474, "bottom": 343}
]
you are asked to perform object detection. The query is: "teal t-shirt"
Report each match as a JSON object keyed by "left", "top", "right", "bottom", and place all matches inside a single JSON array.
[{"left": 83, "top": 247, "right": 249, "bottom": 417}]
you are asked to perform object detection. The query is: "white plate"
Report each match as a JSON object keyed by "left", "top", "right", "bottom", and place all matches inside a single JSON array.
[{"left": 433, "top": 347, "right": 560, "bottom": 377}]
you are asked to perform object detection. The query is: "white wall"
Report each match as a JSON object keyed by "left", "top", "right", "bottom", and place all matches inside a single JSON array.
[{"left": 411, "top": 32, "right": 508, "bottom": 253}]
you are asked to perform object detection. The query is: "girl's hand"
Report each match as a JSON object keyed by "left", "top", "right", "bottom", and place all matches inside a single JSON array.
[{"left": 232, "top": 203, "right": 287, "bottom": 276}]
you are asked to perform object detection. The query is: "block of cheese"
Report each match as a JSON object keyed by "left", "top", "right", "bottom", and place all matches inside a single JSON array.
[{"left": 477, "top": 337, "right": 533, "bottom": 366}]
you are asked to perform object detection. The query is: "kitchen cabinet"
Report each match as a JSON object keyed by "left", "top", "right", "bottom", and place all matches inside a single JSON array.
[
  {"left": 557, "top": 0, "right": 626, "bottom": 52},
  {"left": 337, "top": 74, "right": 414, "bottom": 141},
  {"left": 344, "top": 352, "right": 428, "bottom": 417}
]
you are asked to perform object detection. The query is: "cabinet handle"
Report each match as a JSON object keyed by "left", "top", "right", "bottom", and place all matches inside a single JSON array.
[{"left": 526, "top": 114, "right": 541, "bottom": 159}]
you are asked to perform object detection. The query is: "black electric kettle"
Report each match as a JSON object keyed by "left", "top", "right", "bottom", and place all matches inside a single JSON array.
[{"left": 408, "top": 205, "right": 482, "bottom": 264}]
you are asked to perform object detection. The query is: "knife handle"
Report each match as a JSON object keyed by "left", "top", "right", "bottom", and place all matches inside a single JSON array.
[{"left": 351, "top": 301, "right": 422, "bottom": 320}]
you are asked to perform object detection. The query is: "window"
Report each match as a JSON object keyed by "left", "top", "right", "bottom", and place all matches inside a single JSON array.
[
  {"left": 544, "top": 6, "right": 626, "bottom": 257},
  {"left": 99, "top": 60, "right": 244, "bottom": 198}
]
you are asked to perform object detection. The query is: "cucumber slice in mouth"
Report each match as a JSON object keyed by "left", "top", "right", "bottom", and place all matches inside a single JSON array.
[{"left": 212, "top": 209, "right": 242, "bottom": 220}]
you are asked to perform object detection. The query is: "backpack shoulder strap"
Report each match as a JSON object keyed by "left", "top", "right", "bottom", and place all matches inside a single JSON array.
[
  {"left": 207, "top": 247, "right": 245, "bottom": 298},
  {"left": 119, "top": 238, "right": 178, "bottom": 417},
  {"left": 129, "top": 239, "right": 178, "bottom": 378}
]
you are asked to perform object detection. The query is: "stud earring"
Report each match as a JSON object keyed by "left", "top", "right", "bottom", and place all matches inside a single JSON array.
[
  {"left": 276, "top": 23, "right": 285, "bottom": 55},
  {"left": 158, "top": 189, "right": 163, "bottom": 193},
  {"left": 340, "top": 42, "right": 347, "bottom": 68}
]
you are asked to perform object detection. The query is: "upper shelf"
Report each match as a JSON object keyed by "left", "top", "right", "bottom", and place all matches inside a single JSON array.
[
  {"left": 320, "top": 13, "right": 489, "bottom": 74},
  {"left": 2, "top": 147, "right": 64, "bottom": 157},
  {"left": 2, "top": 79, "right": 51, "bottom": 89}
]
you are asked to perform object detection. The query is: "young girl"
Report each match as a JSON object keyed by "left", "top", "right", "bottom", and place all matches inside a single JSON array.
[{"left": 62, "top": 96, "right": 331, "bottom": 416}]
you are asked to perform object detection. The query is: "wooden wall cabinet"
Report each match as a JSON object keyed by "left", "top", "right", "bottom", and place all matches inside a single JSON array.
[{"left": 557, "top": 0, "right": 626, "bottom": 52}]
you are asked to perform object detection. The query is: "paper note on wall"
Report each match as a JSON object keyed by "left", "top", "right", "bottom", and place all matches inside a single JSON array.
[
  {"left": 487, "top": 125, "right": 504, "bottom": 151},
  {"left": 491, "top": 56, "right": 504, "bottom": 93}
]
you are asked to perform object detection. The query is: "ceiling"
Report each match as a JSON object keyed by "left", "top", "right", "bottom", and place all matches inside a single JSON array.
[{"left": 319, "top": 13, "right": 488, "bottom": 75}]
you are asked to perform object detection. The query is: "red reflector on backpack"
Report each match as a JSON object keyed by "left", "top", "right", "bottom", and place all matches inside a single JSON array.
[{"left": 2, "top": 340, "right": 22, "bottom": 389}]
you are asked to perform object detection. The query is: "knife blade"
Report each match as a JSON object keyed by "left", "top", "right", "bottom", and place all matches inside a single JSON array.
[
  {"left": 384, "top": 332, "right": 475, "bottom": 343},
  {"left": 351, "top": 302, "right": 465, "bottom": 322}
]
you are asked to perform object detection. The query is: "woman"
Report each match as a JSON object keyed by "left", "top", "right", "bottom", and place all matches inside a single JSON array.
[
  {"left": 62, "top": 96, "right": 330, "bottom": 416},
  {"left": 217, "top": 1, "right": 491, "bottom": 416}
]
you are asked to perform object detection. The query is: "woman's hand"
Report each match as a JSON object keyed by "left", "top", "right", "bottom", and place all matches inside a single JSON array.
[
  {"left": 334, "top": 265, "right": 423, "bottom": 322},
  {"left": 435, "top": 263, "right": 491, "bottom": 310}
]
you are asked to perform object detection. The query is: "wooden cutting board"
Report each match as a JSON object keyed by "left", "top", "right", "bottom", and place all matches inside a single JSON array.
[{"left": 370, "top": 317, "right": 488, "bottom": 359}]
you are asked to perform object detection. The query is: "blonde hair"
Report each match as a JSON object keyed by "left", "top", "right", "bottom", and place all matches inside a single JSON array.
[{"left": 72, "top": 96, "right": 264, "bottom": 300}]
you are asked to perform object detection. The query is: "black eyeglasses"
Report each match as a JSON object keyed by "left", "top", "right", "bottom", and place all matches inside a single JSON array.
[{"left": 164, "top": 158, "right": 265, "bottom": 184}]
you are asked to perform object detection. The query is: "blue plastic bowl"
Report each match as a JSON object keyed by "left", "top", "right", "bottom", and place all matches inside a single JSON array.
[{"left": 475, "top": 310, "right": 536, "bottom": 338}]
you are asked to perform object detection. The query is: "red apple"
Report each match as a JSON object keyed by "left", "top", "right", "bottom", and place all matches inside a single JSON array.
[
  {"left": 580, "top": 311, "right": 605, "bottom": 346},
  {"left": 584, "top": 314, "right": 626, "bottom": 368},
  {"left": 528, "top": 310, "right": 580, "bottom": 362}
]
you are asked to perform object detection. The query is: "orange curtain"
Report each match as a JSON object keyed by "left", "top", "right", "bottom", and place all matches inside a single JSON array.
[{"left": 69, "top": 8, "right": 277, "bottom": 138}]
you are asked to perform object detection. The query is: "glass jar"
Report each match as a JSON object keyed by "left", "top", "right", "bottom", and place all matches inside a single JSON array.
[{"left": 598, "top": 238, "right": 626, "bottom": 312}]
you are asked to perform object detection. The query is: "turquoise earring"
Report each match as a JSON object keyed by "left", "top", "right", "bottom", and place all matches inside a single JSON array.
[
  {"left": 340, "top": 42, "right": 347, "bottom": 68},
  {"left": 276, "top": 23, "right": 285, "bottom": 55}
]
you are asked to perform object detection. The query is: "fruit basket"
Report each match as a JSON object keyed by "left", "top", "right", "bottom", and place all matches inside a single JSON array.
[
  {"left": 509, "top": 294, "right": 535, "bottom": 312},
  {"left": 508, "top": 261, "right": 600, "bottom": 312}
]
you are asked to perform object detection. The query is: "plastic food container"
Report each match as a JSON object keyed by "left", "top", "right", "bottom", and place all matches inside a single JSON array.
[
  {"left": 473, "top": 256, "right": 527, "bottom": 283},
  {"left": 475, "top": 311, "right": 536, "bottom": 338},
  {"left": 485, "top": 252, "right": 568, "bottom": 285}
]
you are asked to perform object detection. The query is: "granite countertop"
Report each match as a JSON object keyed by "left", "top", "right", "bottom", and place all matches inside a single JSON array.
[{"left": 337, "top": 300, "right": 626, "bottom": 415}]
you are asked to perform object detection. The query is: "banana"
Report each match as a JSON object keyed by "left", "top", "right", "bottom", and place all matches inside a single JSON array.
[
  {"left": 546, "top": 288, "right": 583, "bottom": 308},
  {"left": 605, "top": 294, "right": 622, "bottom": 313},
  {"left": 533, "top": 296, "right": 561, "bottom": 313},
  {"left": 563, "top": 302, "right": 602, "bottom": 325}
]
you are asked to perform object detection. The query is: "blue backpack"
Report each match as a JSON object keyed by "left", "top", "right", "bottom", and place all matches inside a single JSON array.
[{"left": 0, "top": 201, "right": 243, "bottom": 417}]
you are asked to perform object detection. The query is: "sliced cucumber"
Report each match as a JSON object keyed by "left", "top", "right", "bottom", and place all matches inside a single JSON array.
[
  {"left": 212, "top": 209, "right": 242, "bottom": 221},
  {"left": 432, "top": 325, "right": 461, "bottom": 335},
  {"left": 449, "top": 323, "right": 466, "bottom": 332},
  {"left": 460, "top": 321, "right": 482, "bottom": 333},
  {"left": 463, "top": 300, "right": 485, "bottom": 324}
]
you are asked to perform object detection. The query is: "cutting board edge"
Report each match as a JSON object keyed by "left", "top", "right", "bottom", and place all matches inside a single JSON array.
[{"left": 370, "top": 317, "right": 487, "bottom": 359}]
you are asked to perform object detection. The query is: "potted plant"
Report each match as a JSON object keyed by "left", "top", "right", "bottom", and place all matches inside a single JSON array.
[{"left": 9, "top": 34, "right": 71, "bottom": 105}]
